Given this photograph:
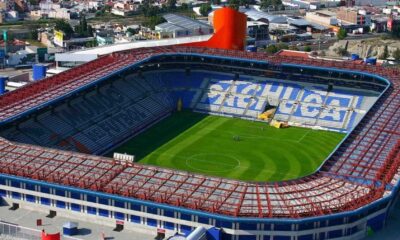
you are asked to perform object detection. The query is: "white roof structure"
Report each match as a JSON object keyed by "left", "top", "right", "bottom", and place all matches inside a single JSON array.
[
  {"left": 244, "top": 9, "right": 288, "bottom": 23},
  {"left": 163, "top": 13, "right": 212, "bottom": 30},
  {"left": 55, "top": 34, "right": 212, "bottom": 63},
  {"left": 156, "top": 22, "right": 186, "bottom": 32}
]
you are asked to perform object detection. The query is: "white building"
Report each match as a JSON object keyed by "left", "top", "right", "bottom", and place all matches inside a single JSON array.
[
  {"left": 244, "top": 9, "right": 288, "bottom": 24},
  {"left": 283, "top": 0, "right": 339, "bottom": 9},
  {"left": 39, "top": 0, "right": 61, "bottom": 11},
  {"left": 48, "top": 8, "right": 71, "bottom": 20},
  {"left": 305, "top": 11, "right": 338, "bottom": 27},
  {"left": 35, "top": 0, "right": 70, "bottom": 19}
]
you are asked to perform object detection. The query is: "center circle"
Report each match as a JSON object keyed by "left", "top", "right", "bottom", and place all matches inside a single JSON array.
[{"left": 185, "top": 153, "right": 240, "bottom": 173}]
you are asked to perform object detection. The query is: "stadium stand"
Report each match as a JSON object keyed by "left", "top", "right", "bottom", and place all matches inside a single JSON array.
[{"left": 0, "top": 73, "right": 175, "bottom": 155}]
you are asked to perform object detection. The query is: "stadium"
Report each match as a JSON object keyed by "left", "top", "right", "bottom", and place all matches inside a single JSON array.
[{"left": 0, "top": 8, "right": 400, "bottom": 240}]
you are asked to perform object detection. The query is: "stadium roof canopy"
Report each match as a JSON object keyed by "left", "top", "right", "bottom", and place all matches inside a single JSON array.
[
  {"left": 0, "top": 46, "right": 399, "bottom": 219},
  {"left": 54, "top": 35, "right": 212, "bottom": 62}
]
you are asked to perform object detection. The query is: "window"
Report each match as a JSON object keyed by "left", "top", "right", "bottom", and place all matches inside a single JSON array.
[
  {"left": 71, "top": 192, "right": 80, "bottom": 200},
  {"left": 164, "top": 221, "right": 174, "bottom": 230},
  {"left": 87, "top": 206, "right": 96, "bottom": 215},
  {"left": 147, "top": 218, "right": 157, "bottom": 227},
  {"left": 130, "top": 215, "right": 140, "bottom": 223},
  {"left": 115, "top": 212, "right": 124, "bottom": 220},
  {"left": 87, "top": 195, "right": 96, "bottom": 203},
  {"left": 180, "top": 213, "right": 191, "bottom": 221},
  {"left": 41, "top": 186, "right": 50, "bottom": 194},
  {"left": 41, "top": 197, "right": 50, "bottom": 205},
  {"left": 98, "top": 209, "right": 109, "bottom": 217},
  {"left": 26, "top": 184, "right": 35, "bottom": 191},
  {"left": 11, "top": 181, "right": 20, "bottom": 188},
  {"left": 115, "top": 200, "right": 124, "bottom": 208},
  {"left": 164, "top": 210, "right": 174, "bottom": 218},
  {"left": 55, "top": 189, "right": 65, "bottom": 197},
  {"left": 26, "top": 194, "right": 35, "bottom": 202},
  {"left": 98, "top": 198, "right": 108, "bottom": 205},
  {"left": 12, "top": 192, "right": 21, "bottom": 199},
  {"left": 56, "top": 201, "right": 65, "bottom": 208},
  {"left": 71, "top": 203, "right": 81, "bottom": 212},
  {"left": 239, "top": 222, "right": 257, "bottom": 230}
]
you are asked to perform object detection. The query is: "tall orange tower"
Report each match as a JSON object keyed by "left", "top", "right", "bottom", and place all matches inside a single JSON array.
[{"left": 183, "top": 7, "right": 247, "bottom": 51}]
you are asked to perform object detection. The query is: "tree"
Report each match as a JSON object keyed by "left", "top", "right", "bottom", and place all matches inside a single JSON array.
[
  {"left": 140, "top": 0, "right": 159, "bottom": 17},
  {"left": 260, "top": 0, "right": 282, "bottom": 10},
  {"left": 304, "top": 46, "right": 312, "bottom": 52},
  {"left": 391, "top": 24, "right": 400, "bottom": 38},
  {"left": 337, "top": 28, "right": 347, "bottom": 40},
  {"left": 85, "top": 39, "right": 97, "bottom": 48},
  {"left": 239, "top": 0, "right": 250, "bottom": 7},
  {"left": 200, "top": 3, "right": 212, "bottom": 17},
  {"left": 393, "top": 48, "right": 400, "bottom": 61},
  {"left": 28, "top": 24, "right": 40, "bottom": 40},
  {"left": 228, "top": 0, "right": 240, "bottom": 10},
  {"left": 143, "top": 16, "right": 165, "bottom": 30},
  {"left": 127, "top": 27, "right": 139, "bottom": 35},
  {"left": 166, "top": 0, "right": 177, "bottom": 10},
  {"left": 104, "top": 5, "right": 112, "bottom": 12},
  {"left": 28, "top": 0, "right": 39, "bottom": 5},
  {"left": 265, "top": 45, "right": 278, "bottom": 54},
  {"left": 54, "top": 19, "right": 74, "bottom": 38},
  {"left": 75, "top": 15, "right": 93, "bottom": 37},
  {"left": 211, "top": 0, "right": 221, "bottom": 5},
  {"left": 334, "top": 46, "right": 348, "bottom": 56},
  {"left": 180, "top": 3, "right": 189, "bottom": 10},
  {"left": 29, "top": 29, "right": 38, "bottom": 40},
  {"left": 95, "top": 10, "right": 104, "bottom": 17},
  {"left": 276, "top": 43, "right": 288, "bottom": 50},
  {"left": 380, "top": 45, "right": 389, "bottom": 60}
]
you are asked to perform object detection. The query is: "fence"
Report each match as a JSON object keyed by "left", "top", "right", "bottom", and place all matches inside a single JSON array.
[{"left": 0, "top": 221, "right": 81, "bottom": 240}]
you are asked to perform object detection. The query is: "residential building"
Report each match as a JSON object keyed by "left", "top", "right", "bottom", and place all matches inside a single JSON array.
[
  {"left": 247, "top": 21, "right": 269, "bottom": 42},
  {"left": 149, "top": 14, "right": 213, "bottom": 39},
  {"left": 336, "top": 8, "right": 371, "bottom": 26}
]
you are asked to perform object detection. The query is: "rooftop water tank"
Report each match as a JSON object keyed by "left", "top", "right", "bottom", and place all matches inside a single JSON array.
[
  {"left": 365, "top": 57, "right": 377, "bottom": 65},
  {"left": 246, "top": 45, "right": 257, "bottom": 52},
  {"left": 0, "top": 76, "right": 8, "bottom": 95},
  {"left": 33, "top": 64, "right": 47, "bottom": 81},
  {"left": 351, "top": 54, "right": 359, "bottom": 61}
]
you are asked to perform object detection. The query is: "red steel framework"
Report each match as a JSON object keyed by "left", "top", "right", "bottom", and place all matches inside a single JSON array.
[{"left": 0, "top": 46, "right": 399, "bottom": 218}]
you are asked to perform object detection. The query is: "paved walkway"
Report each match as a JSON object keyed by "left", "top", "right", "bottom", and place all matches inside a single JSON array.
[
  {"left": 0, "top": 205, "right": 155, "bottom": 240},
  {"left": 1, "top": 198, "right": 399, "bottom": 239}
]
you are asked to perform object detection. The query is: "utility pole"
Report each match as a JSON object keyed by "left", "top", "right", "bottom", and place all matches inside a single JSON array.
[
  {"left": 318, "top": 35, "right": 321, "bottom": 51},
  {"left": 2, "top": 30, "right": 7, "bottom": 68}
]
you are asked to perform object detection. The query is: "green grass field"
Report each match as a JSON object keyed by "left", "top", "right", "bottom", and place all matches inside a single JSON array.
[{"left": 110, "top": 111, "right": 345, "bottom": 181}]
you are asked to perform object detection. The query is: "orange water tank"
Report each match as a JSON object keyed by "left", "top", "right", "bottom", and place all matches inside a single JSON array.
[
  {"left": 183, "top": 7, "right": 247, "bottom": 51},
  {"left": 41, "top": 230, "right": 60, "bottom": 240}
]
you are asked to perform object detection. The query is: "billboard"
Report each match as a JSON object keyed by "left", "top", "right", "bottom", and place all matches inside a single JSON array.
[{"left": 54, "top": 30, "right": 64, "bottom": 47}]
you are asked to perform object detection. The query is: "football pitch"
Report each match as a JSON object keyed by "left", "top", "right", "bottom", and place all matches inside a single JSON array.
[{"left": 111, "top": 111, "right": 345, "bottom": 181}]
